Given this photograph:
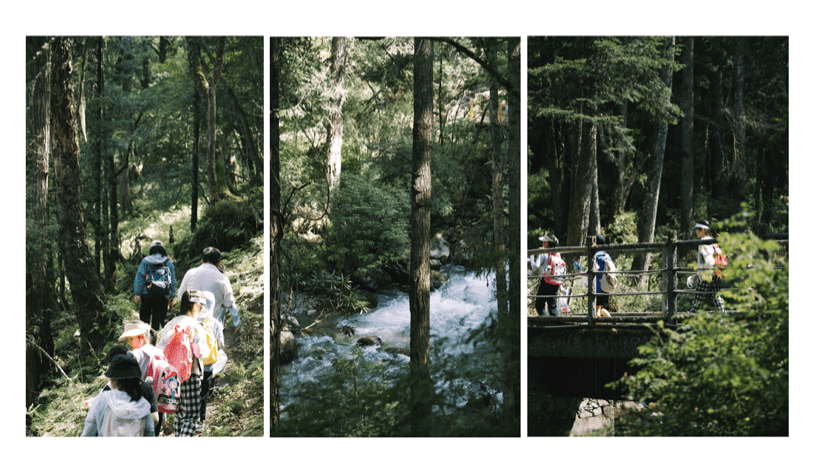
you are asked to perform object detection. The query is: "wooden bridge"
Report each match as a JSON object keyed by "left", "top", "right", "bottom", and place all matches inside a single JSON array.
[
  {"left": 527, "top": 231, "right": 788, "bottom": 435},
  {"left": 528, "top": 230, "right": 788, "bottom": 328}
]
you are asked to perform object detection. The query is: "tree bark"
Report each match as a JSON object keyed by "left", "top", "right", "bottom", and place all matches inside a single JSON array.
[
  {"left": 187, "top": 38, "right": 204, "bottom": 231},
  {"left": 546, "top": 119, "right": 567, "bottom": 236},
  {"left": 588, "top": 121, "right": 600, "bottom": 236},
  {"left": 732, "top": 36, "right": 747, "bottom": 199},
  {"left": 26, "top": 36, "right": 55, "bottom": 410},
  {"left": 409, "top": 37, "right": 433, "bottom": 436},
  {"left": 488, "top": 39, "right": 507, "bottom": 319},
  {"left": 51, "top": 37, "right": 114, "bottom": 355},
  {"left": 206, "top": 37, "right": 227, "bottom": 203},
  {"left": 680, "top": 37, "right": 695, "bottom": 234},
  {"left": 632, "top": 37, "right": 675, "bottom": 282},
  {"left": 325, "top": 37, "right": 347, "bottom": 195},
  {"left": 565, "top": 111, "right": 593, "bottom": 249},
  {"left": 504, "top": 36, "right": 521, "bottom": 426},
  {"left": 269, "top": 37, "right": 283, "bottom": 435}
]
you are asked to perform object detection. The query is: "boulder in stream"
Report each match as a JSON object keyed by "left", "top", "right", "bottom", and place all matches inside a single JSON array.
[{"left": 355, "top": 336, "right": 383, "bottom": 347}]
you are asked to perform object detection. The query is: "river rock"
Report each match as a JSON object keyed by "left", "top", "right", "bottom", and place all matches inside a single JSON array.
[
  {"left": 431, "top": 270, "right": 448, "bottom": 290},
  {"left": 430, "top": 259, "right": 442, "bottom": 271},
  {"left": 280, "top": 330, "right": 298, "bottom": 365},
  {"left": 430, "top": 233, "right": 451, "bottom": 263},
  {"left": 356, "top": 336, "right": 383, "bottom": 347}
]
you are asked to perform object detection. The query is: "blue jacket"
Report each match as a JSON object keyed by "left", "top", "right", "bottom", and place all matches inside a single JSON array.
[{"left": 134, "top": 254, "right": 177, "bottom": 299}]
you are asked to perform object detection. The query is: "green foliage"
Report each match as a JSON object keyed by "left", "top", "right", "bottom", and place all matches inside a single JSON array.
[
  {"left": 304, "top": 270, "right": 370, "bottom": 315},
  {"left": 278, "top": 347, "right": 400, "bottom": 436},
  {"left": 175, "top": 189, "right": 263, "bottom": 260},
  {"left": 611, "top": 232, "right": 788, "bottom": 435},
  {"left": 606, "top": 210, "right": 639, "bottom": 245},
  {"left": 326, "top": 173, "right": 410, "bottom": 277}
]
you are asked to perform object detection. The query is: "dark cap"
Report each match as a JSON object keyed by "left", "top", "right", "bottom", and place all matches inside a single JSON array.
[{"left": 105, "top": 354, "right": 141, "bottom": 380}]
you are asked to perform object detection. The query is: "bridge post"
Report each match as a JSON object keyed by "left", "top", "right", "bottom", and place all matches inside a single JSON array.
[
  {"left": 663, "top": 230, "right": 678, "bottom": 322},
  {"left": 586, "top": 236, "right": 597, "bottom": 325}
]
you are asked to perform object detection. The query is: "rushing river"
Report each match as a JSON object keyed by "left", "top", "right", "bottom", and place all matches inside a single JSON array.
[{"left": 280, "top": 266, "right": 502, "bottom": 412}]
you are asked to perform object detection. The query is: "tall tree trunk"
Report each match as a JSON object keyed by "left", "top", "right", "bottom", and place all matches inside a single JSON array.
[
  {"left": 546, "top": 119, "right": 566, "bottom": 237},
  {"left": 191, "top": 91, "right": 200, "bottom": 232},
  {"left": 187, "top": 37, "right": 207, "bottom": 228},
  {"left": 732, "top": 36, "right": 747, "bottom": 199},
  {"left": 206, "top": 37, "right": 227, "bottom": 203},
  {"left": 488, "top": 39, "right": 507, "bottom": 319},
  {"left": 588, "top": 120, "right": 600, "bottom": 236},
  {"left": 269, "top": 37, "right": 283, "bottom": 435},
  {"left": 89, "top": 37, "right": 105, "bottom": 280},
  {"left": 26, "top": 36, "right": 55, "bottom": 411},
  {"left": 325, "top": 37, "right": 347, "bottom": 195},
  {"left": 505, "top": 36, "right": 521, "bottom": 426},
  {"left": 226, "top": 85, "right": 262, "bottom": 186},
  {"left": 565, "top": 111, "right": 593, "bottom": 249},
  {"left": 409, "top": 37, "right": 433, "bottom": 436},
  {"left": 680, "top": 37, "right": 695, "bottom": 234},
  {"left": 51, "top": 37, "right": 114, "bottom": 355},
  {"left": 632, "top": 37, "right": 675, "bottom": 282}
]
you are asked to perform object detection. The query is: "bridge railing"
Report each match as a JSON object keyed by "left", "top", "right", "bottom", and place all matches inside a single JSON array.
[{"left": 527, "top": 230, "right": 788, "bottom": 327}]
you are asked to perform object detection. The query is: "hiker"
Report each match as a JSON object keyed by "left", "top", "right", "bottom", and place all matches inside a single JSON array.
[
  {"left": 158, "top": 289, "right": 209, "bottom": 437},
  {"left": 529, "top": 233, "right": 565, "bottom": 316},
  {"left": 198, "top": 291, "right": 226, "bottom": 431},
  {"left": 688, "top": 219, "right": 726, "bottom": 313},
  {"left": 575, "top": 234, "right": 616, "bottom": 318},
  {"left": 81, "top": 353, "right": 155, "bottom": 437},
  {"left": 133, "top": 240, "right": 177, "bottom": 341},
  {"left": 178, "top": 246, "right": 242, "bottom": 333},
  {"left": 119, "top": 320, "right": 165, "bottom": 436}
]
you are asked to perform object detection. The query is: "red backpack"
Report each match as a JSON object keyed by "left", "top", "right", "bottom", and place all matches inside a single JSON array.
[
  {"left": 142, "top": 351, "right": 181, "bottom": 414},
  {"left": 163, "top": 325, "right": 193, "bottom": 383},
  {"left": 543, "top": 253, "right": 567, "bottom": 286},
  {"left": 713, "top": 244, "right": 728, "bottom": 279}
]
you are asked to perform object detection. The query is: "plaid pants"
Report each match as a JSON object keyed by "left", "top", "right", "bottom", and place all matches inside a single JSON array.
[
  {"left": 690, "top": 276, "right": 725, "bottom": 313},
  {"left": 173, "top": 374, "right": 201, "bottom": 437}
]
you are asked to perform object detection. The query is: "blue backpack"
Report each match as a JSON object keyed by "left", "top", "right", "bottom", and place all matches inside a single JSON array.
[{"left": 145, "top": 260, "right": 172, "bottom": 297}]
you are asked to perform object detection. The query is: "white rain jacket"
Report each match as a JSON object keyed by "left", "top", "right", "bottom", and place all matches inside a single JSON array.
[{"left": 81, "top": 388, "right": 154, "bottom": 437}]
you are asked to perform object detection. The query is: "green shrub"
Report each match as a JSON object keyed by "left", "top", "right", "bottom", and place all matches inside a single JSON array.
[
  {"left": 611, "top": 231, "right": 788, "bottom": 435},
  {"left": 326, "top": 174, "right": 409, "bottom": 277}
]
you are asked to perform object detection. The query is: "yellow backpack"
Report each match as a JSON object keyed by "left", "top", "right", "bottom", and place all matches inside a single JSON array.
[{"left": 199, "top": 318, "right": 219, "bottom": 366}]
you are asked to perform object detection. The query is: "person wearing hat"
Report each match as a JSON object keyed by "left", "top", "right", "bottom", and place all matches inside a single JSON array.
[
  {"left": 688, "top": 220, "right": 726, "bottom": 313},
  {"left": 81, "top": 353, "right": 155, "bottom": 436},
  {"left": 133, "top": 240, "right": 177, "bottom": 340},
  {"left": 119, "top": 320, "right": 165, "bottom": 435},
  {"left": 178, "top": 246, "right": 241, "bottom": 333},
  {"left": 529, "top": 233, "right": 565, "bottom": 316},
  {"left": 158, "top": 289, "right": 209, "bottom": 437}
]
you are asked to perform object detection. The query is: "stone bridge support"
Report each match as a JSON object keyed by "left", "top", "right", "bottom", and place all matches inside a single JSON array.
[{"left": 528, "top": 326, "right": 656, "bottom": 436}]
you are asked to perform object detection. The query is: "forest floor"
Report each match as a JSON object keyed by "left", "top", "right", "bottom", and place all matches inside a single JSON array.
[{"left": 27, "top": 209, "right": 265, "bottom": 437}]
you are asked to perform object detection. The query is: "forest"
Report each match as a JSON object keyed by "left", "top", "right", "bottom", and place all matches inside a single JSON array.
[
  {"left": 25, "top": 36, "right": 264, "bottom": 436},
  {"left": 269, "top": 36, "right": 520, "bottom": 436},
  {"left": 527, "top": 36, "right": 788, "bottom": 435}
]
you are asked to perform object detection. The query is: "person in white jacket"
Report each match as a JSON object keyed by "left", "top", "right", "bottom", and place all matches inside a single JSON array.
[
  {"left": 529, "top": 233, "right": 565, "bottom": 316},
  {"left": 81, "top": 354, "right": 155, "bottom": 437},
  {"left": 688, "top": 220, "right": 726, "bottom": 313}
]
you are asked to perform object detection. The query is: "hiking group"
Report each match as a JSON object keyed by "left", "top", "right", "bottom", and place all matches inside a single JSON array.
[
  {"left": 531, "top": 225, "right": 726, "bottom": 317},
  {"left": 81, "top": 243, "right": 240, "bottom": 437}
]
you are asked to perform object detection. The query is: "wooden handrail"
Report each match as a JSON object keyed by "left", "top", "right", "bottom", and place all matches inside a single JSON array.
[{"left": 528, "top": 230, "right": 788, "bottom": 326}]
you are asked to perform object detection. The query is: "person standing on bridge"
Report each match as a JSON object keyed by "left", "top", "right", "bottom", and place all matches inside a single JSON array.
[
  {"left": 688, "top": 219, "right": 726, "bottom": 314},
  {"left": 575, "top": 234, "right": 615, "bottom": 318},
  {"left": 530, "top": 233, "right": 566, "bottom": 316}
]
